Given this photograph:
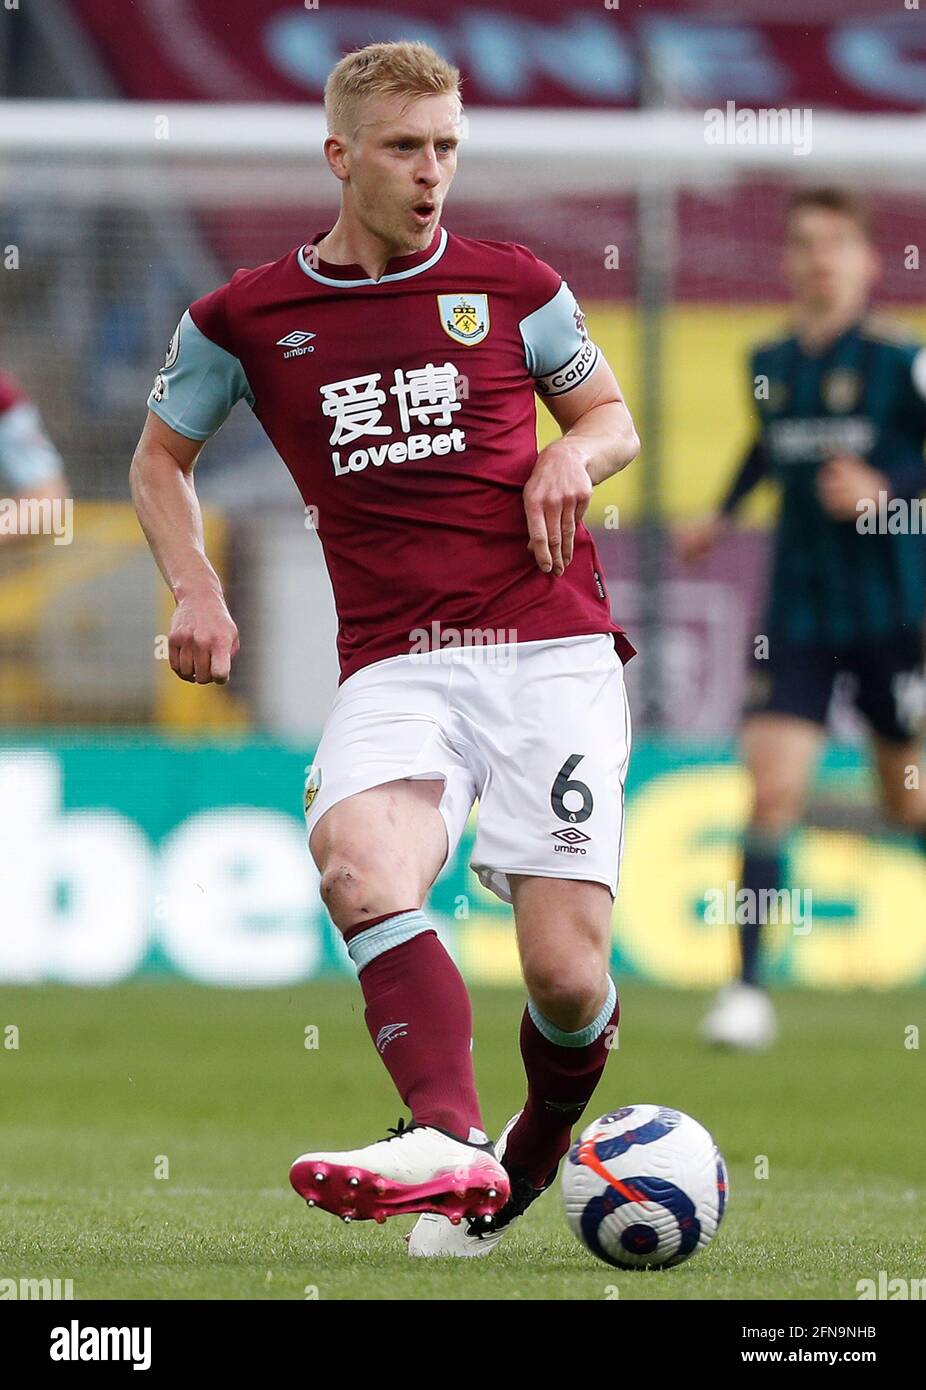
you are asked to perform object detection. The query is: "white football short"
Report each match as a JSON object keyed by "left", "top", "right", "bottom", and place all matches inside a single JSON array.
[{"left": 303, "top": 633, "right": 632, "bottom": 904}]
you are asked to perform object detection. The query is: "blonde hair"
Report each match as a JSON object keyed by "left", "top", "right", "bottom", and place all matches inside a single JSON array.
[{"left": 325, "top": 41, "right": 462, "bottom": 139}]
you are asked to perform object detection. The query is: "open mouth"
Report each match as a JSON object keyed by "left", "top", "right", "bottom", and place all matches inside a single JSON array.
[{"left": 411, "top": 203, "right": 436, "bottom": 223}]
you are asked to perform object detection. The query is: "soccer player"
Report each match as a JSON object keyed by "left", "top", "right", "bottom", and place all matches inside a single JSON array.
[
  {"left": 130, "top": 41, "right": 639, "bottom": 1256},
  {"left": 677, "top": 188, "right": 926, "bottom": 1049},
  {"left": 0, "top": 370, "right": 68, "bottom": 538}
]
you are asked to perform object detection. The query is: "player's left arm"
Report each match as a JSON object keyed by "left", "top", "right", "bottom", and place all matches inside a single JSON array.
[
  {"left": 540, "top": 355, "right": 640, "bottom": 485},
  {"left": 515, "top": 248, "right": 638, "bottom": 574},
  {"left": 524, "top": 359, "right": 639, "bottom": 576}
]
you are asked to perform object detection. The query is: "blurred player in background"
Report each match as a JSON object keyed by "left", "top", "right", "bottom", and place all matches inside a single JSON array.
[
  {"left": 0, "top": 370, "right": 68, "bottom": 540},
  {"left": 678, "top": 188, "right": 926, "bottom": 1049},
  {"left": 131, "top": 42, "right": 639, "bottom": 1254}
]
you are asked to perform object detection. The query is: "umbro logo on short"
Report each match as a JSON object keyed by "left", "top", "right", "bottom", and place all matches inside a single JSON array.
[
  {"left": 551, "top": 826, "right": 591, "bottom": 856},
  {"left": 278, "top": 330, "right": 316, "bottom": 358}
]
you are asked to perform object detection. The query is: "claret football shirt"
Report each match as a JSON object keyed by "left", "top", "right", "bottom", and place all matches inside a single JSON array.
[{"left": 147, "top": 225, "right": 634, "bottom": 682}]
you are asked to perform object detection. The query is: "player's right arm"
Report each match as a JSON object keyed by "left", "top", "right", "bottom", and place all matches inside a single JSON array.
[
  {"left": 131, "top": 291, "right": 253, "bottom": 685},
  {"left": 130, "top": 411, "right": 239, "bottom": 684}
]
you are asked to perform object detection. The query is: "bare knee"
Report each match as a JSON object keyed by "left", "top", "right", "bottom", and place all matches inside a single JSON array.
[
  {"left": 319, "top": 856, "right": 410, "bottom": 930},
  {"left": 523, "top": 957, "right": 610, "bottom": 1033},
  {"left": 749, "top": 778, "right": 803, "bottom": 837},
  {"left": 742, "top": 718, "right": 820, "bottom": 836},
  {"left": 311, "top": 782, "right": 447, "bottom": 931}
]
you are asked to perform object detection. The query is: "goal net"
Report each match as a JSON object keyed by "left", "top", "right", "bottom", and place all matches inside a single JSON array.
[{"left": 2, "top": 102, "right": 925, "bottom": 736}]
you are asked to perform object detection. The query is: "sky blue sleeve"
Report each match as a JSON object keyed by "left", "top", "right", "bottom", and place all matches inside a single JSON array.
[
  {"left": 518, "top": 280, "right": 600, "bottom": 397},
  {"left": 147, "top": 310, "right": 254, "bottom": 442},
  {"left": 0, "top": 401, "right": 65, "bottom": 490}
]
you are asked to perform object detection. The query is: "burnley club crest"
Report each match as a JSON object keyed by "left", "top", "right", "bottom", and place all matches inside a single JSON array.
[{"left": 438, "top": 293, "right": 490, "bottom": 346}]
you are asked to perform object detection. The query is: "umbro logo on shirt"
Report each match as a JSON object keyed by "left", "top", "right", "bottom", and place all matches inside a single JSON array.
[{"left": 277, "top": 330, "right": 316, "bottom": 358}]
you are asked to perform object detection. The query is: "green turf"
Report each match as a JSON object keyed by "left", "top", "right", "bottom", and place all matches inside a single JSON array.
[{"left": 0, "top": 981, "right": 923, "bottom": 1300}]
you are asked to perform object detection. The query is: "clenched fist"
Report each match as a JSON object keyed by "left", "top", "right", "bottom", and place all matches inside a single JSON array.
[{"left": 168, "top": 589, "right": 239, "bottom": 684}]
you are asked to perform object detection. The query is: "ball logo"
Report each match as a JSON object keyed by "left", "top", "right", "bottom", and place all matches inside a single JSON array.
[{"left": 562, "top": 1105, "right": 727, "bottom": 1271}]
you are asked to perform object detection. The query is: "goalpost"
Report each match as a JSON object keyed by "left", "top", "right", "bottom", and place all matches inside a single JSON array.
[{"left": 2, "top": 102, "right": 925, "bottom": 732}]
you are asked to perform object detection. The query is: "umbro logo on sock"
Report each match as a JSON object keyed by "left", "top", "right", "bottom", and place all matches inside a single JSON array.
[{"left": 375, "top": 1022, "right": 409, "bottom": 1053}]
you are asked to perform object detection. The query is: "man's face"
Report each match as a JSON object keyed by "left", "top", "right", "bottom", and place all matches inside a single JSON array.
[
  {"left": 783, "top": 207, "right": 878, "bottom": 312},
  {"left": 335, "top": 92, "right": 461, "bottom": 254}
]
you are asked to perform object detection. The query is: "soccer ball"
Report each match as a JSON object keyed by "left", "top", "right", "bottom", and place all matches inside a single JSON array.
[{"left": 562, "top": 1104, "right": 728, "bottom": 1269}]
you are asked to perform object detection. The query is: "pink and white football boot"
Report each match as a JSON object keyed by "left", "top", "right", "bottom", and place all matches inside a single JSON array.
[
  {"left": 406, "top": 1111, "right": 559, "bottom": 1257},
  {"left": 289, "top": 1118, "right": 509, "bottom": 1226}
]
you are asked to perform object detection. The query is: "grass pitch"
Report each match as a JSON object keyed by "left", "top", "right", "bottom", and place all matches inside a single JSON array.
[{"left": 1, "top": 981, "right": 923, "bottom": 1300}]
